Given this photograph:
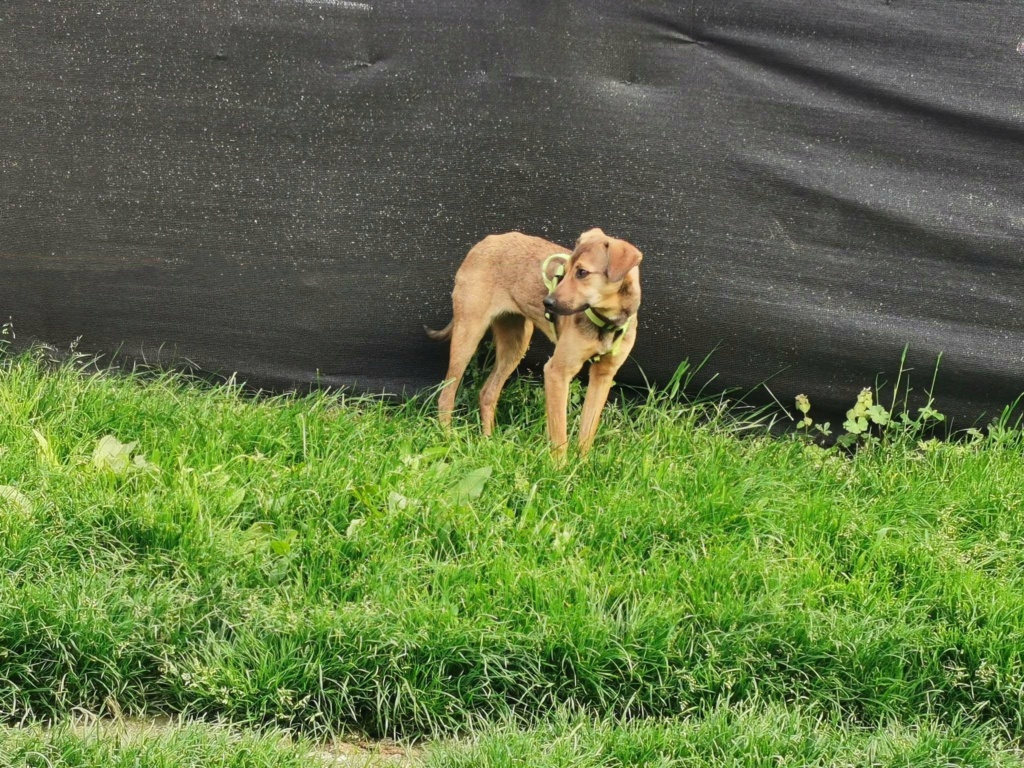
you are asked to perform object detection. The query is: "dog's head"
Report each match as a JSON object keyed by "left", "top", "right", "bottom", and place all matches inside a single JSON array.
[{"left": 544, "top": 228, "right": 643, "bottom": 319}]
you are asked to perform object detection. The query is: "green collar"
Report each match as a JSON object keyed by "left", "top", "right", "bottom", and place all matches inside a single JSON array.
[
  {"left": 541, "top": 252, "right": 632, "bottom": 362},
  {"left": 541, "top": 253, "right": 570, "bottom": 333},
  {"left": 585, "top": 310, "right": 631, "bottom": 362},
  {"left": 584, "top": 307, "right": 623, "bottom": 332},
  {"left": 541, "top": 253, "right": 569, "bottom": 294}
]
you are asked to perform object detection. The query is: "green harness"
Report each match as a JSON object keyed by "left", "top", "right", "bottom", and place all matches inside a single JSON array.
[{"left": 541, "top": 253, "right": 632, "bottom": 362}]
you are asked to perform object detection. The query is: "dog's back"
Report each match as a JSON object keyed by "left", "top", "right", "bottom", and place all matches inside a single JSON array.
[{"left": 434, "top": 232, "right": 564, "bottom": 331}]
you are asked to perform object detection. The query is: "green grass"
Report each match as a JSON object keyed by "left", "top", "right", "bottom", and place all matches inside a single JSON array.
[
  {"left": 2, "top": 347, "right": 1024, "bottom": 763},
  {"left": 1, "top": 706, "right": 1019, "bottom": 767},
  {"left": 0, "top": 721, "right": 320, "bottom": 768},
  {"left": 423, "top": 705, "right": 1022, "bottom": 768}
]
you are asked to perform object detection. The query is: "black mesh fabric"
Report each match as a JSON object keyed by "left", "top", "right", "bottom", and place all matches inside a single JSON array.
[{"left": 2, "top": 1, "right": 1022, "bottom": 424}]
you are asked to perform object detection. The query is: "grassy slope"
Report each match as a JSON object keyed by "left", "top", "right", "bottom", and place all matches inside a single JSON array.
[{"left": 1, "top": 350, "right": 1024, "bottom": 764}]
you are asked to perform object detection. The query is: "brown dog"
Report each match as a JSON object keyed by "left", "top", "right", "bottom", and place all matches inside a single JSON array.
[{"left": 426, "top": 228, "right": 642, "bottom": 459}]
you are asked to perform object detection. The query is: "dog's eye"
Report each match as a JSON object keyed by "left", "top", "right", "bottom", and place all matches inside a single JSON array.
[{"left": 575, "top": 268, "right": 588, "bottom": 279}]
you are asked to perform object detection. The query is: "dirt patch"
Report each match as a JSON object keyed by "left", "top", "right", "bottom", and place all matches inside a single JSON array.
[{"left": 316, "top": 734, "right": 422, "bottom": 765}]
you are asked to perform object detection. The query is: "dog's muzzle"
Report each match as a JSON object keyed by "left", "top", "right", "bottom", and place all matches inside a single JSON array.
[{"left": 543, "top": 295, "right": 587, "bottom": 316}]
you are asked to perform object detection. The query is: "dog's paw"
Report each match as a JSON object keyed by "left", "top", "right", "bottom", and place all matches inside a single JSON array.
[{"left": 549, "top": 445, "right": 569, "bottom": 468}]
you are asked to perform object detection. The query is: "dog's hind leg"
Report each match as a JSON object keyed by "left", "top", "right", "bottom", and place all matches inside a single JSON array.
[
  {"left": 479, "top": 315, "right": 533, "bottom": 436},
  {"left": 437, "top": 311, "right": 491, "bottom": 428}
]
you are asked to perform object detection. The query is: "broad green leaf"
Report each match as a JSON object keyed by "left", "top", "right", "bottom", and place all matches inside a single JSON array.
[
  {"left": 132, "top": 453, "right": 155, "bottom": 471},
  {"left": 795, "top": 394, "right": 811, "bottom": 415},
  {"left": 270, "top": 529, "right": 298, "bottom": 556},
  {"left": 32, "top": 429, "right": 57, "bottom": 466},
  {"left": 402, "top": 445, "right": 449, "bottom": 469},
  {"left": 223, "top": 488, "right": 246, "bottom": 515},
  {"left": 455, "top": 466, "right": 493, "bottom": 502},
  {"left": 389, "top": 491, "right": 412, "bottom": 510},
  {"left": 92, "top": 435, "right": 138, "bottom": 474},
  {"left": 867, "top": 404, "right": 890, "bottom": 426},
  {"left": 245, "top": 521, "right": 276, "bottom": 538},
  {"left": 843, "top": 417, "right": 867, "bottom": 435},
  {"left": 0, "top": 485, "right": 31, "bottom": 514}
]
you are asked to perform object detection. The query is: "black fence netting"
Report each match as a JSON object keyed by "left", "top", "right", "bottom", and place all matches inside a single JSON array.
[{"left": 2, "top": 0, "right": 1022, "bottom": 425}]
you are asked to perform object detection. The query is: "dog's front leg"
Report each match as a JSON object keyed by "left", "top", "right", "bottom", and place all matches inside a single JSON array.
[
  {"left": 578, "top": 332, "right": 635, "bottom": 456},
  {"left": 543, "top": 351, "right": 584, "bottom": 464},
  {"left": 578, "top": 368, "right": 616, "bottom": 456}
]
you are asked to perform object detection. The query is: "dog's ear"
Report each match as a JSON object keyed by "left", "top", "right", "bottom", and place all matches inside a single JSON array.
[{"left": 606, "top": 240, "right": 643, "bottom": 283}]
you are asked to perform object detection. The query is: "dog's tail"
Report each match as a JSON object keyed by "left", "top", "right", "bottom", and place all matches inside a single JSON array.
[{"left": 424, "top": 320, "right": 454, "bottom": 341}]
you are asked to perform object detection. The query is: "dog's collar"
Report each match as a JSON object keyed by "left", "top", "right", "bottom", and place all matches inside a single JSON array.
[
  {"left": 585, "top": 310, "right": 631, "bottom": 362},
  {"left": 542, "top": 253, "right": 570, "bottom": 332},
  {"left": 584, "top": 307, "right": 624, "bottom": 333},
  {"left": 541, "top": 253, "right": 569, "bottom": 294},
  {"left": 542, "top": 252, "right": 632, "bottom": 361}
]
